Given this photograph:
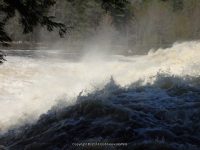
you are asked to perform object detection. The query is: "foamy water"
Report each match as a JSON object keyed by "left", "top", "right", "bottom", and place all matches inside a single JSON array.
[{"left": 0, "top": 41, "right": 200, "bottom": 132}]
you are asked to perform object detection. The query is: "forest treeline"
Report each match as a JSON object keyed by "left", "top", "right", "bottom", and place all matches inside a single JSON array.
[{"left": 1, "top": 0, "right": 200, "bottom": 53}]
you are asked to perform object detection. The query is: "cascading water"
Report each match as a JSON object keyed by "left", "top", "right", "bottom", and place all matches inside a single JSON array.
[
  {"left": 0, "top": 41, "right": 200, "bottom": 132},
  {"left": 0, "top": 41, "right": 200, "bottom": 150}
]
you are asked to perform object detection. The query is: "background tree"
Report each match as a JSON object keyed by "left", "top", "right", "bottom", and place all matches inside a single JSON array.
[
  {"left": 2, "top": 0, "right": 200, "bottom": 58},
  {"left": 0, "top": 0, "right": 68, "bottom": 62},
  {"left": 0, "top": 0, "right": 130, "bottom": 62}
]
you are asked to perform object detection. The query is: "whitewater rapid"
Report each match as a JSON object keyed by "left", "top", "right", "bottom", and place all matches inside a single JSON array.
[{"left": 0, "top": 41, "right": 200, "bottom": 132}]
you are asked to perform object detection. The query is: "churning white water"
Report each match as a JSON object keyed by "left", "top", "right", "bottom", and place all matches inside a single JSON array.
[{"left": 0, "top": 41, "right": 200, "bottom": 132}]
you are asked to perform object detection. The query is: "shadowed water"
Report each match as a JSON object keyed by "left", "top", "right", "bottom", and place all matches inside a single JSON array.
[
  {"left": 0, "top": 75, "right": 200, "bottom": 150},
  {"left": 0, "top": 41, "right": 200, "bottom": 149}
]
